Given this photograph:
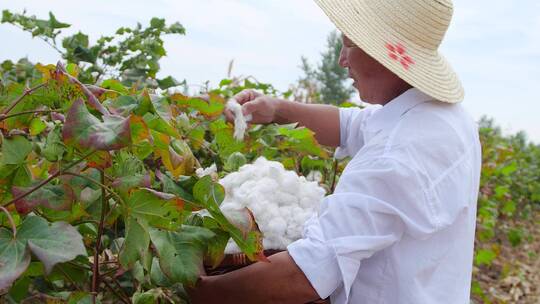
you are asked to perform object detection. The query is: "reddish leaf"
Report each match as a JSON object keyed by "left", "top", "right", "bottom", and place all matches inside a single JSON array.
[
  {"left": 170, "top": 93, "right": 225, "bottom": 119},
  {"left": 87, "top": 151, "right": 112, "bottom": 169},
  {"left": 54, "top": 62, "right": 109, "bottom": 115},
  {"left": 112, "top": 174, "right": 152, "bottom": 192},
  {"left": 51, "top": 112, "right": 65, "bottom": 122},
  {"left": 62, "top": 99, "right": 131, "bottom": 151},
  {"left": 130, "top": 115, "right": 152, "bottom": 144},
  {"left": 12, "top": 184, "right": 75, "bottom": 215},
  {"left": 141, "top": 188, "right": 185, "bottom": 211}
]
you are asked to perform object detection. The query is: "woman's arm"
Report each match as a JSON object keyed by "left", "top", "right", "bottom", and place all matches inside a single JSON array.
[
  {"left": 225, "top": 89, "right": 340, "bottom": 147},
  {"left": 188, "top": 251, "right": 320, "bottom": 304}
]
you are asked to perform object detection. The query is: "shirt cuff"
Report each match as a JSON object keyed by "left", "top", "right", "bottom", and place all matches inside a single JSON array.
[{"left": 287, "top": 237, "right": 341, "bottom": 299}]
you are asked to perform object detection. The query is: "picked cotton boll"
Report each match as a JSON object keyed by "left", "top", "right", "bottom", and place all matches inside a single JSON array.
[
  {"left": 195, "top": 163, "right": 217, "bottom": 178},
  {"left": 252, "top": 177, "right": 279, "bottom": 194},
  {"left": 280, "top": 171, "right": 301, "bottom": 194},
  {"left": 299, "top": 197, "right": 314, "bottom": 209},
  {"left": 306, "top": 170, "right": 323, "bottom": 183},
  {"left": 268, "top": 217, "right": 287, "bottom": 236},
  {"left": 274, "top": 192, "right": 298, "bottom": 206},
  {"left": 218, "top": 157, "right": 326, "bottom": 254},
  {"left": 226, "top": 98, "right": 252, "bottom": 141}
]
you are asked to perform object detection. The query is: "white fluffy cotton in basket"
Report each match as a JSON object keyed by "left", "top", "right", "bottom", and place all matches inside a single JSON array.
[{"left": 218, "top": 157, "right": 326, "bottom": 254}]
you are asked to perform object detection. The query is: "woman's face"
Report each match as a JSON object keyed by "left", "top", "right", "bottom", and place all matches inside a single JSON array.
[{"left": 339, "top": 35, "right": 390, "bottom": 101}]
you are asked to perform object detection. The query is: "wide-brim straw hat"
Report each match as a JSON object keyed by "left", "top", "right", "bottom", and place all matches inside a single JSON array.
[{"left": 314, "top": 0, "right": 464, "bottom": 103}]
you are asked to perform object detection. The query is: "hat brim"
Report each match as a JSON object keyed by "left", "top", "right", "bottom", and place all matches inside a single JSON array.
[{"left": 314, "top": 0, "right": 464, "bottom": 103}]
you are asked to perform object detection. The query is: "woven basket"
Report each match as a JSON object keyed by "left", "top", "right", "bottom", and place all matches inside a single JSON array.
[{"left": 204, "top": 250, "right": 330, "bottom": 304}]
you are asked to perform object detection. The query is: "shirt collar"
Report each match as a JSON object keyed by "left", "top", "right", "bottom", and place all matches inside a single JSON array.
[{"left": 365, "top": 88, "right": 434, "bottom": 133}]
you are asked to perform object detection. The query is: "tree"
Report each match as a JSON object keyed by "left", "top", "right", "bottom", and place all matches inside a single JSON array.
[
  {"left": 1, "top": 9, "right": 186, "bottom": 88},
  {"left": 292, "top": 31, "right": 354, "bottom": 105}
]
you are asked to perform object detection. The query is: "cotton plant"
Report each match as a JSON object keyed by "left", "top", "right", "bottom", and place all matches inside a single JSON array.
[{"left": 216, "top": 157, "right": 326, "bottom": 253}]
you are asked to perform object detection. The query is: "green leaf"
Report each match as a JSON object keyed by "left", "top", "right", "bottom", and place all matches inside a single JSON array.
[
  {"left": 67, "top": 292, "right": 95, "bottom": 304},
  {"left": 0, "top": 216, "right": 86, "bottom": 290},
  {"left": 187, "top": 124, "right": 205, "bottom": 150},
  {"left": 475, "top": 249, "right": 496, "bottom": 266},
  {"left": 62, "top": 98, "right": 131, "bottom": 151},
  {"left": 150, "top": 17, "right": 166, "bottom": 29},
  {"left": 171, "top": 93, "right": 225, "bottom": 119},
  {"left": 501, "top": 200, "right": 516, "bottom": 216},
  {"left": 143, "top": 113, "right": 179, "bottom": 138},
  {"left": 149, "top": 225, "right": 214, "bottom": 285},
  {"left": 209, "top": 119, "right": 245, "bottom": 159},
  {"left": 507, "top": 229, "right": 522, "bottom": 247},
  {"left": 17, "top": 216, "right": 86, "bottom": 273},
  {"left": 132, "top": 289, "right": 160, "bottom": 304},
  {"left": 119, "top": 216, "right": 150, "bottom": 268},
  {"left": 48, "top": 12, "right": 70, "bottom": 29},
  {"left": 204, "top": 220, "right": 230, "bottom": 269},
  {"left": 471, "top": 280, "right": 484, "bottom": 296},
  {"left": 494, "top": 185, "right": 509, "bottom": 199},
  {"left": 145, "top": 91, "right": 173, "bottom": 121},
  {"left": 8, "top": 276, "right": 31, "bottom": 302},
  {"left": 62, "top": 32, "right": 96, "bottom": 64},
  {"left": 225, "top": 152, "right": 247, "bottom": 172},
  {"left": 150, "top": 258, "right": 172, "bottom": 287},
  {"left": 500, "top": 161, "right": 517, "bottom": 176},
  {"left": 12, "top": 165, "right": 31, "bottom": 187},
  {"left": 126, "top": 189, "right": 182, "bottom": 230},
  {"left": 42, "top": 127, "right": 66, "bottom": 162},
  {"left": 0, "top": 228, "right": 30, "bottom": 291},
  {"left": 193, "top": 176, "right": 225, "bottom": 210},
  {"left": 2, "top": 10, "right": 14, "bottom": 22},
  {"left": 156, "top": 171, "right": 196, "bottom": 206},
  {"left": 111, "top": 150, "right": 145, "bottom": 177},
  {"left": 157, "top": 76, "right": 180, "bottom": 89},
  {"left": 278, "top": 127, "right": 328, "bottom": 158},
  {"left": 168, "top": 22, "right": 185, "bottom": 34},
  {"left": 219, "top": 79, "right": 232, "bottom": 87},
  {"left": 29, "top": 118, "right": 47, "bottom": 136},
  {"left": 129, "top": 115, "right": 151, "bottom": 144},
  {"left": 0, "top": 164, "right": 18, "bottom": 179},
  {"left": 66, "top": 63, "right": 80, "bottom": 77},
  {"left": 1, "top": 135, "right": 32, "bottom": 165},
  {"left": 101, "top": 79, "right": 128, "bottom": 94},
  {"left": 301, "top": 156, "right": 326, "bottom": 172},
  {"left": 104, "top": 95, "right": 139, "bottom": 116},
  {"left": 193, "top": 176, "right": 264, "bottom": 261},
  {"left": 112, "top": 174, "right": 151, "bottom": 193},
  {"left": 156, "top": 139, "right": 196, "bottom": 178}
]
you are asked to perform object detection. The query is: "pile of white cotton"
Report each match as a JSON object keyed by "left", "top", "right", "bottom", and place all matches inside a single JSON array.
[{"left": 218, "top": 157, "right": 326, "bottom": 254}]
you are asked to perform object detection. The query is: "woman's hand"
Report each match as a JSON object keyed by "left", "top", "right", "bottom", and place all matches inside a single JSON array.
[{"left": 225, "top": 89, "right": 282, "bottom": 125}]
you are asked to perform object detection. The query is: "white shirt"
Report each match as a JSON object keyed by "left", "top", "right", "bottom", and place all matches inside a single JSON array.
[{"left": 287, "top": 88, "right": 482, "bottom": 304}]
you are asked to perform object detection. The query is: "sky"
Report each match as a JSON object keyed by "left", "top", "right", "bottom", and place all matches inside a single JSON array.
[{"left": 1, "top": 0, "right": 539, "bottom": 142}]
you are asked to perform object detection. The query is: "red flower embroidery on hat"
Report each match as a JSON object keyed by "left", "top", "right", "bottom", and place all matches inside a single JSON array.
[{"left": 386, "top": 42, "right": 415, "bottom": 70}]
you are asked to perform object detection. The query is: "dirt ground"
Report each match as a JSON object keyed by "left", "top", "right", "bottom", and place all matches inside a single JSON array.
[{"left": 472, "top": 213, "right": 540, "bottom": 304}]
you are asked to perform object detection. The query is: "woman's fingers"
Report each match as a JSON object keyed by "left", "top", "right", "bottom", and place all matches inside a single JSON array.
[
  {"left": 224, "top": 109, "right": 235, "bottom": 123},
  {"left": 234, "top": 89, "right": 260, "bottom": 104}
]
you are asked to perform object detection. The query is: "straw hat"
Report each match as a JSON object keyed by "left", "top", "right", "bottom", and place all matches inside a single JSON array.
[{"left": 314, "top": 0, "right": 464, "bottom": 103}]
